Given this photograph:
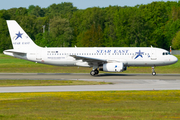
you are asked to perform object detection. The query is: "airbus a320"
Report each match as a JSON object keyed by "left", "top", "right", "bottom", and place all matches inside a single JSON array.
[{"left": 3, "top": 20, "right": 178, "bottom": 76}]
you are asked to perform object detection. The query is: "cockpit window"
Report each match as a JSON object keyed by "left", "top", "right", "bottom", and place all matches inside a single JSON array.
[{"left": 162, "top": 52, "right": 170, "bottom": 55}]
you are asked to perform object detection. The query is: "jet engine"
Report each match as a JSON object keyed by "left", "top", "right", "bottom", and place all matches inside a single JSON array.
[{"left": 99, "top": 63, "right": 126, "bottom": 72}]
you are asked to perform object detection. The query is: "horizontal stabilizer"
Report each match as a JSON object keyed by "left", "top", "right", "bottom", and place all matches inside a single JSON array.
[{"left": 3, "top": 49, "right": 26, "bottom": 54}]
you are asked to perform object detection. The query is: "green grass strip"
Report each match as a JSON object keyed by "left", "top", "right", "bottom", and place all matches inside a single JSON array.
[
  {"left": 0, "top": 91, "right": 180, "bottom": 120},
  {"left": 0, "top": 80, "right": 111, "bottom": 87}
]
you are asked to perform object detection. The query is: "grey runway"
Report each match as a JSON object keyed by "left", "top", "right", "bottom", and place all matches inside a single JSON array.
[
  {"left": 0, "top": 73, "right": 180, "bottom": 80},
  {"left": 0, "top": 73, "right": 180, "bottom": 93}
]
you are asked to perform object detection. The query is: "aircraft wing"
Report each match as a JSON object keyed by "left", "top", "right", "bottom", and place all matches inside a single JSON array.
[{"left": 70, "top": 55, "right": 107, "bottom": 65}]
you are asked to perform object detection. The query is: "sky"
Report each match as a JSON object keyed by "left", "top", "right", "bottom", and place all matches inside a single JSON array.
[{"left": 0, "top": 0, "right": 178, "bottom": 10}]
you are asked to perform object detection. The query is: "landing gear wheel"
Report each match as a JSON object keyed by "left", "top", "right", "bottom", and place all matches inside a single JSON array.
[
  {"left": 94, "top": 69, "right": 99, "bottom": 75},
  {"left": 90, "top": 70, "right": 96, "bottom": 76},
  {"left": 152, "top": 72, "right": 156, "bottom": 76}
]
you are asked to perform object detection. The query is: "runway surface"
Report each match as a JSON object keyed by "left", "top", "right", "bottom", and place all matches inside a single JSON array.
[
  {"left": 0, "top": 73, "right": 180, "bottom": 80},
  {"left": 0, "top": 73, "right": 180, "bottom": 92}
]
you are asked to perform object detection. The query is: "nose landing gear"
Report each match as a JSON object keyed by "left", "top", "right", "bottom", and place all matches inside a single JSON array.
[{"left": 152, "top": 66, "right": 156, "bottom": 76}]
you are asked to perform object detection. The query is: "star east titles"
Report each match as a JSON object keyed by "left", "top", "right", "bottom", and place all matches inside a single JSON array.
[
  {"left": 12, "top": 42, "right": 30, "bottom": 45},
  {"left": 96, "top": 49, "right": 129, "bottom": 54}
]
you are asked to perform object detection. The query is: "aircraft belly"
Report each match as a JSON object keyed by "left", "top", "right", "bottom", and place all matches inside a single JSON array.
[
  {"left": 44, "top": 60, "right": 76, "bottom": 66},
  {"left": 128, "top": 60, "right": 169, "bottom": 66}
]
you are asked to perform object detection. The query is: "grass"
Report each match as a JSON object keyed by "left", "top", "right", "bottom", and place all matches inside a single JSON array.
[
  {"left": 0, "top": 54, "right": 180, "bottom": 73},
  {"left": 0, "top": 91, "right": 180, "bottom": 120},
  {"left": 0, "top": 80, "right": 111, "bottom": 87}
]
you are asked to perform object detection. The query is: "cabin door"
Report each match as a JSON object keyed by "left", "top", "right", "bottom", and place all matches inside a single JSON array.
[{"left": 151, "top": 49, "right": 157, "bottom": 60}]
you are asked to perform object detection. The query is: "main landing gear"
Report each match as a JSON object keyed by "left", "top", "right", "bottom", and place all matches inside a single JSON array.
[
  {"left": 90, "top": 69, "right": 99, "bottom": 76},
  {"left": 152, "top": 66, "right": 156, "bottom": 76}
]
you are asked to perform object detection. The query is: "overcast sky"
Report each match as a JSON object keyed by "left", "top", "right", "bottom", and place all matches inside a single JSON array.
[{"left": 0, "top": 0, "right": 178, "bottom": 10}]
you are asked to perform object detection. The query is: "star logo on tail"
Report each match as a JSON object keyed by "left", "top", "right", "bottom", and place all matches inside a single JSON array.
[
  {"left": 134, "top": 50, "right": 144, "bottom": 59},
  {"left": 15, "top": 31, "right": 23, "bottom": 40}
]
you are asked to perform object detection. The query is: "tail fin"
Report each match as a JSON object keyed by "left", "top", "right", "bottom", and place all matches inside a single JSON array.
[{"left": 6, "top": 20, "right": 39, "bottom": 50}]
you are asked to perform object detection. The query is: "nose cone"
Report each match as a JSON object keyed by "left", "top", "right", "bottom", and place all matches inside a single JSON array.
[{"left": 171, "top": 55, "right": 178, "bottom": 64}]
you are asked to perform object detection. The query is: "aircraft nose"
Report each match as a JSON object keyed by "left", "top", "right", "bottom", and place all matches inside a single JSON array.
[{"left": 171, "top": 55, "right": 178, "bottom": 64}]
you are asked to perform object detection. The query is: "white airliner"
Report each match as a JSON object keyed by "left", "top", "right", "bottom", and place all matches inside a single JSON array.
[{"left": 3, "top": 20, "right": 178, "bottom": 76}]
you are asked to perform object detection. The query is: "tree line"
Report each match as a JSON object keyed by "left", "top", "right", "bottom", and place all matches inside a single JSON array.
[{"left": 0, "top": 1, "right": 180, "bottom": 53}]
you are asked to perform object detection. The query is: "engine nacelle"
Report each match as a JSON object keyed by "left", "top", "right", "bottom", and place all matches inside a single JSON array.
[{"left": 99, "top": 63, "right": 124, "bottom": 72}]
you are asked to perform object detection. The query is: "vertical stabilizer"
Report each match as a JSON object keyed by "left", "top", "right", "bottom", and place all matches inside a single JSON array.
[{"left": 6, "top": 20, "right": 39, "bottom": 50}]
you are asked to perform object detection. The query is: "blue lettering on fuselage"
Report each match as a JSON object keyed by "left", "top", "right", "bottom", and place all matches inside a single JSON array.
[
  {"left": 96, "top": 50, "right": 111, "bottom": 53},
  {"left": 114, "top": 50, "right": 129, "bottom": 54},
  {"left": 96, "top": 49, "right": 129, "bottom": 54}
]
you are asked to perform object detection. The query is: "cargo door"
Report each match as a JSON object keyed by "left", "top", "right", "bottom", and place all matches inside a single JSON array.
[{"left": 36, "top": 49, "right": 42, "bottom": 61}]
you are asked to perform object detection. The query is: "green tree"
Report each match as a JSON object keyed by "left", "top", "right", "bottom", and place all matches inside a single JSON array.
[
  {"left": 77, "top": 24, "right": 103, "bottom": 47},
  {"left": 70, "top": 7, "right": 105, "bottom": 46},
  {"left": 0, "top": 10, "right": 10, "bottom": 20},
  {"left": 49, "top": 16, "right": 73, "bottom": 47},
  {"left": 0, "top": 18, "right": 12, "bottom": 52},
  {"left": 114, "top": 7, "right": 134, "bottom": 47},
  {"left": 7, "top": 8, "right": 17, "bottom": 19},
  {"left": 103, "top": 6, "right": 121, "bottom": 47},
  {"left": 172, "top": 31, "right": 180, "bottom": 50},
  {"left": 15, "top": 7, "right": 28, "bottom": 16},
  {"left": 46, "top": 2, "right": 77, "bottom": 18},
  {"left": 28, "top": 5, "right": 45, "bottom": 17}
]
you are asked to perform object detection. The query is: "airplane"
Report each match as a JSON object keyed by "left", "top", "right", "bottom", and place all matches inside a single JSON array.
[{"left": 3, "top": 20, "right": 178, "bottom": 76}]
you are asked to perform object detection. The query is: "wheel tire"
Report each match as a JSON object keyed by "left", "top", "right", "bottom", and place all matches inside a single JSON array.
[
  {"left": 152, "top": 72, "right": 156, "bottom": 76},
  {"left": 90, "top": 71, "right": 95, "bottom": 76},
  {"left": 95, "top": 70, "right": 99, "bottom": 75}
]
